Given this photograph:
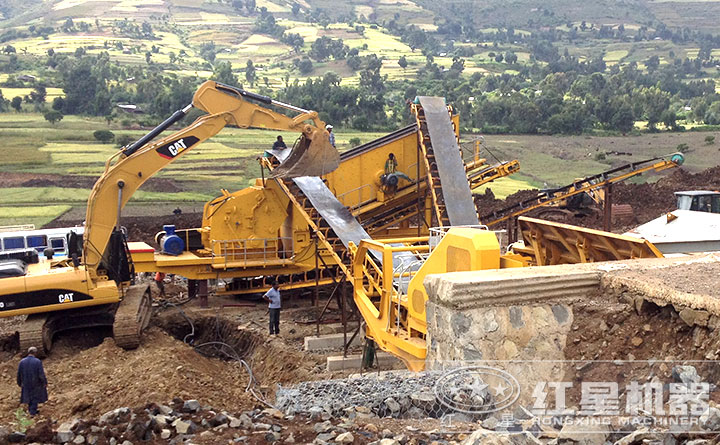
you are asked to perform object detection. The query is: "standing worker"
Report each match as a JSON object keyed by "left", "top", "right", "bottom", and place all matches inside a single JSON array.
[
  {"left": 17, "top": 347, "right": 48, "bottom": 417},
  {"left": 385, "top": 152, "right": 398, "bottom": 175},
  {"left": 154, "top": 272, "right": 166, "bottom": 297},
  {"left": 326, "top": 124, "right": 335, "bottom": 148},
  {"left": 263, "top": 280, "right": 281, "bottom": 336}
]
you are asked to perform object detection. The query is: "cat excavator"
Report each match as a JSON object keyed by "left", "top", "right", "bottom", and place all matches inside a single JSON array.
[{"left": 0, "top": 80, "right": 337, "bottom": 355}]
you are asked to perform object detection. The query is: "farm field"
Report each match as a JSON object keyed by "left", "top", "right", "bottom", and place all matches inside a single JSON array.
[{"left": 0, "top": 112, "right": 715, "bottom": 228}]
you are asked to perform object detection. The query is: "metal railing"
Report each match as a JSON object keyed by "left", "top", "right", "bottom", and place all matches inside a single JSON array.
[
  {"left": 337, "top": 183, "right": 374, "bottom": 208},
  {"left": 211, "top": 237, "right": 293, "bottom": 268},
  {"left": 0, "top": 224, "right": 35, "bottom": 233}
]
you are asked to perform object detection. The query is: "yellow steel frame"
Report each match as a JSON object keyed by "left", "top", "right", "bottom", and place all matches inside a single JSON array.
[
  {"left": 484, "top": 158, "right": 681, "bottom": 227},
  {"left": 515, "top": 216, "right": 663, "bottom": 265}
]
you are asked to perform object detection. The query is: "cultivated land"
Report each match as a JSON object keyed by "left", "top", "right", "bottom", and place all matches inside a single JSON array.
[{"left": 0, "top": 111, "right": 715, "bottom": 227}]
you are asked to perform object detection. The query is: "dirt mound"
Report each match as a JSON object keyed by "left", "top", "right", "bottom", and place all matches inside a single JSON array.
[
  {"left": 0, "top": 172, "right": 183, "bottom": 193},
  {"left": 0, "top": 312, "right": 313, "bottom": 424},
  {"left": 478, "top": 165, "right": 720, "bottom": 232},
  {"left": 475, "top": 188, "right": 540, "bottom": 218}
]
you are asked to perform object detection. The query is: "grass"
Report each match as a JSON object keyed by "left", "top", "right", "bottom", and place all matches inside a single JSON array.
[
  {"left": 0, "top": 205, "right": 71, "bottom": 228},
  {"left": 0, "top": 187, "right": 213, "bottom": 204},
  {"left": 474, "top": 175, "right": 540, "bottom": 199}
]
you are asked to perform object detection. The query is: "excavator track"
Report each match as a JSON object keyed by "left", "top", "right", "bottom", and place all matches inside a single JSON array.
[
  {"left": 18, "top": 313, "right": 51, "bottom": 357},
  {"left": 113, "top": 284, "right": 153, "bottom": 350}
]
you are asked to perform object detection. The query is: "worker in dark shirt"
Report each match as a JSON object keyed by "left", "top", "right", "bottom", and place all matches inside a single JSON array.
[
  {"left": 272, "top": 136, "right": 287, "bottom": 151},
  {"left": 17, "top": 347, "right": 48, "bottom": 417}
]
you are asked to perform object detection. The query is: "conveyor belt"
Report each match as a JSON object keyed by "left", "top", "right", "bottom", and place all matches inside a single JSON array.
[
  {"left": 270, "top": 149, "right": 380, "bottom": 261},
  {"left": 417, "top": 97, "right": 478, "bottom": 226}
]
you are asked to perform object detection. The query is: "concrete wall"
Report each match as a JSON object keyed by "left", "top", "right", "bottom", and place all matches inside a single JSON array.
[
  {"left": 424, "top": 265, "right": 602, "bottom": 363},
  {"left": 422, "top": 254, "right": 720, "bottom": 406}
]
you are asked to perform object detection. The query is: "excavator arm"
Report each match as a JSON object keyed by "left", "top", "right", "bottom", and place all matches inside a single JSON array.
[{"left": 83, "top": 80, "right": 337, "bottom": 276}]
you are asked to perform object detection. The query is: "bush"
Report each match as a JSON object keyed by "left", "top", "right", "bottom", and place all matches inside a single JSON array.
[
  {"left": 594, "top": 152, "right": 606, "bottom": 161},
  {"left": 115, "top": 134, "right": 135, "bottom": 148},
  {"left": 705, "top": 135, "right": 715, "bottom": 145},
  {"left": 348, "top": 137, "right": 362, "bottom": 146},
  {"left": 43, "top": 110, "right": 63, "bottom": 125},
  {"left": 676, "top": 143, "right": 689, "bottom": 153},
  {"left": 94, "top": 129, "right": 115, "bottom": 143}
]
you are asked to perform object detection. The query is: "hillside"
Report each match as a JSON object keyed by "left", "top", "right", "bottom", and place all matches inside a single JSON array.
[{"left": 1, "top": 0, "right": 719, "bottom": 90}]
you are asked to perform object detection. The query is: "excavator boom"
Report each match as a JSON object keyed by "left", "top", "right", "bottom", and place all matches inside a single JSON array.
[{"left": 84, "top": 80, "right": 337, "bottom": 274}]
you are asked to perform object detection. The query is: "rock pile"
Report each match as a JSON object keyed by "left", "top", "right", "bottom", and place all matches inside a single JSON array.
[
  {"left": 277, "top": 371, "right": 457, "bottom": 419},
  {"left": 14, "top": 399, "right": 290, "bottom": 445}
]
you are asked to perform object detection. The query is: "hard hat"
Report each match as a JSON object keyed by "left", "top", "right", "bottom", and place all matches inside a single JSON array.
[{"left": 326, "top": 124, "right": 333, "bottom": 129}]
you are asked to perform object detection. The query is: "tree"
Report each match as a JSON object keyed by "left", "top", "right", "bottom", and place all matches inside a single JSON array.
[
  {"left": 3, "top": 45, "right": 16, "bottom": 54},
  {"left": 295, "top": 57, "right": 313, "bottom": 74},
  {"left": 93, "top": 129, "right": 115, "bottom": 143},
  {"left": 10, "top": 96, "right": 22, "bottom": 112},
  {"left": 504, "top": 51, "right": 518, "bottom": 64},
  {"left": 52, "top": 96, "right": 66, "bottom": 111},
  {"left": 44, "top": 110, "right": 64, "bottom": 125},
  {"left": 30, "top": 86, "right": 46, "bottom": 104},
  {"left": 610, "top": 103, "right": 635, "bottom": 134},
  {"left": 645, "top": 55, "right": 660, "bottom": 71},
  {"left": 346, "top": 56, "right": 362, "bottom": 71},
  {"left": 661, "top": 109, "right": 678, "bottom": 131},
  {"left": 398, "top": 55, "right": 408, "bottom": 69},
  {"left": 639, "top": 87, "right": 670, "bottom": 130},
  {"left": 245, "top": 60, "right": 257, "bottom": 86},
  {"left": 291, "top": 3, "right": 300, "bottom": 15},
  {"left": 494, "top": 53, "right": 504, "bottom": 63},
  {"left": 211, "top": 62, "right": 238, "bottom": 86}
]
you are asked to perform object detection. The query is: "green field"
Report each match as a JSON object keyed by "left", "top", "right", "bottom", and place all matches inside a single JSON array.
[
  {"left": 0, "top": 205, "right": 71, "bottom": 228},
  {"left": 0, "top": 111, "right": 715, "bottom": 228}
]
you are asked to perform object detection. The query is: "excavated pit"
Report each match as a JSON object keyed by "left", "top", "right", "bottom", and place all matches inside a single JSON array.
[
  {"left": 153, "top": 312, "right": 264, "bottom": 362},
  {"left": 0, "top": 308, "right": 317, "bottom": 424}
]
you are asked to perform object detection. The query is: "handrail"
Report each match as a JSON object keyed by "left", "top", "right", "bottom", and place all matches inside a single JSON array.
[
  {"left": 210, "top": 237, "right": 293, "bottom": 268},
  {"left": 337, "top": 183, "right": 374, "bottom": 207}
]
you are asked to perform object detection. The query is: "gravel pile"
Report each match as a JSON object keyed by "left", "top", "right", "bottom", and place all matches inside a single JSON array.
[{"left": 276, "top": 371, "right": 493, "bottom": 420}]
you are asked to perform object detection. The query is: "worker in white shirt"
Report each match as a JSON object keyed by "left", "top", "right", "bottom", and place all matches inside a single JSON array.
[{"left": 263, "top": 280, "right": 282, "bottom": 335}]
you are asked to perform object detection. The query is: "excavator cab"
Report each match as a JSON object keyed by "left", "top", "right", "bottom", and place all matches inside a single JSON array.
[{"left": 675, "top": 191, "right": 720, "bottom": 214}]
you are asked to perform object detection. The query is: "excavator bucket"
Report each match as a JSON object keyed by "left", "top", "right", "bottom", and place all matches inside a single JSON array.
[{"left": 270, "top": 129, "right": 339, "bottom": 178}]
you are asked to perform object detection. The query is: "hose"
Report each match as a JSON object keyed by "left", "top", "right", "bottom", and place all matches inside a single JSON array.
[{"left": 163, "top": 303, "right": 276, "bottom": 409}]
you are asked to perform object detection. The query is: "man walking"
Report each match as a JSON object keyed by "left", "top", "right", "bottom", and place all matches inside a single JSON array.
[
  {"left": 17, "top": 347, "right": 48, "bottom": 417},
  {"left": 263, "top": 280, "right": 281, "bottom": 335}
]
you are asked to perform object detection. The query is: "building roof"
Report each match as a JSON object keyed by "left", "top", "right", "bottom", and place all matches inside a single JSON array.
[
  {"left": 625, "top": 210, "right": 720, "bottom": 253},
  {"left": 674, "top": 190, "right": 720, "bottom": 196}
]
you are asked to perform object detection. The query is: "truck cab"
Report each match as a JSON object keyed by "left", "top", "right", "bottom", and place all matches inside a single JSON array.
[{"left": 675, "top": 191, "right": 720, "bottom": 214}]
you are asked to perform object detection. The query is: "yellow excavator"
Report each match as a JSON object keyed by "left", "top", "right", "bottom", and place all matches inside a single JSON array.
[{"left": 0, "top": 80, "right": 338, "bottom": 355}]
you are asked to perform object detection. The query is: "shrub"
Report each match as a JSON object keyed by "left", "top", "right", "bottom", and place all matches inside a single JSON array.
[
  {"left": 43, "top": 110, "right": 63, "bottom": 125},
  {"left": 94, "top": 129, "right": 115, "bottom": 143},
  {"left": 115, "top": 134, "right": 135, "bottom": 148}
]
